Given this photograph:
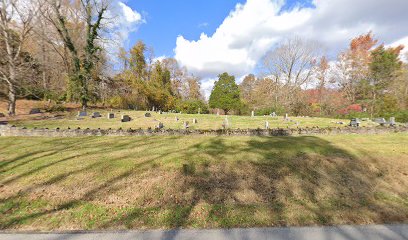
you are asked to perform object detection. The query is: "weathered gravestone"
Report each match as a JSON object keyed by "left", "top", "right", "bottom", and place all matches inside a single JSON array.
[
  {"left": 184, "top": 121, "right": 189, "bottom": 129},
  {"left": 144, "top": 112, "right": 151, "bottom": 117},
  {"left": 29, "top": 108, "right": 41, "bottom": 114},
  {"left": 77, "top": 111, "right": 87, "bottom": 117},
  {"left": 107, "top": 113, "right": 115, "bottom": 119},
  {"left": 284, "top": 113, "right": 289, "bottom": 120},
  {"left": 375, "top": 118, "right": 387, "bottom": 126},
  {"left": 192, "top": 118, "right": 198, "bottom": 124},
  {"left": 349, "top": 118, "right": 361, "bottom": 127},
  {"left": 222, "top": 117, "right": 229, "bottom": 129},
  {"left": 251, "top": 111, "right": 255, "bottom": 117},
  {"left": 156, "top": 122, "right": 164, "bottom": 129},
  {"left": 389, "top": 117, "right": 396, "bottom": 126},
  {"left": 270, "top": 112, "right": 276, "bottom": 117},
  {"left": 91, "top": 112, "right": 101, "bottom": 118},
  {"left": 121, "top": 115, "right": 131, "bottom": 122},
  {"left": 159, "top": 110, "right": 162, "bottom": 114},
  {"left": 265, "top": 121, "right": 269, "bottom": 129},
  {"left": 175, "top": 116, "right": 179, "bottom": 121}
]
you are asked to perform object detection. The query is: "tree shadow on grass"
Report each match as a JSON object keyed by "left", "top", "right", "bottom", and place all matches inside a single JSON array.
[
  {"left": 105, "top": 135, "right": 408, "bottom": 233},
  {"left": 1, "top": 135, "right": 408, "bottom": 232}
]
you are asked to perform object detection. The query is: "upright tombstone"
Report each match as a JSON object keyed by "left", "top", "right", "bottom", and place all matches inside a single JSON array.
[
  {"left": 159, "top": 110, "right": 162, "bottom": 114},
  {"left": 144, "top": 112, "right": 151, "bottom": 117},
  {"left": 265, "top": 121, "right": 270, "bottom": 129},
  {"left": 192, "top": 118, "right": 198, "bottom": 124},
  {"left": 78, "top": 111, "right": 87, "bottom": 117},
  {"left": 175, "top": 116, "right": 179, "bottom": 121},
  {"left": 184, "top": 121, "right": 189, "bottom": 129},
  {"left": 271, "top": 112, "right": 276, "bottom": 117},
  {"left": 29, "top": 108, "right": 41, "bottom": 114},
  {"left": 91, "top": 112, "right": 101, "bottom": 118},
  {"left": 107, "top": 113, "right": 115, "bottom": 119},
  {"left": 375, "top": 118, "right": 387, "bottom": 126},
  {"left": 349, "top": 118, "right": 361, "bottom": 127},
  {"left": 152, "top": 106, "right": 155, "bottom": 112},
  {"left": 284, "top": 113, "right": 289, "bottom": 120},
  {"left": 121, "top": 115, "right": 131, "bottom": 122},
  {"left": 389, "top": 117, "right": 396, "bottom": 126},
  {"left": 157, "top": 122, "right": 164, "bottom": 129},
  {"left": 251, "top": 111, "right": 255, "bottom": 117}
]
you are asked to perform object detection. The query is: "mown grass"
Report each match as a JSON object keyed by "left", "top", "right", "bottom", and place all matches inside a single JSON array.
[
  {"left": 1, "top": 133, "right": 408, "bottom": 230},
  {"left": 0, "top": 134, "right": 408, "bottom": 230},
  {"left": 7, "top": 109, "right": 382, "bottom": 130}
]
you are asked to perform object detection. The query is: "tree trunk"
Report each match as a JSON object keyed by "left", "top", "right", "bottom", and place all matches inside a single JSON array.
[{"left": 7, "top": 82, "right": 16, "bottom": 116}]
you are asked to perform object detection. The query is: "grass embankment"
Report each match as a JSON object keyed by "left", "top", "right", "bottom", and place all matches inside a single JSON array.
[
  {"left": 7, "top": 109, "right": 380, "bottom": 130},
  {"left": 1, "top": 133, "right": 408, "bottom": 230}
]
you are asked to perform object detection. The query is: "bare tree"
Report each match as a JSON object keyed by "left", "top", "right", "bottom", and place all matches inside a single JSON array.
[
  {"left": 42, "top": 0, "right": 108, "bottom": 109},
  {"left": 0, "top": 0, "right": 37, "bottom": 115},
  {"left": 262, "top": 37, "right": 320, "bottom": 108}
]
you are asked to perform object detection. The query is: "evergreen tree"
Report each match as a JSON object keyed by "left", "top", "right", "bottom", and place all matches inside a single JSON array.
[{"left": 209, "top": 72, "right": 241, "bottom": 114}]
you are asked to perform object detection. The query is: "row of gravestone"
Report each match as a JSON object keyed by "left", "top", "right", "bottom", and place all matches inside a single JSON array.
[
  {"left": 77, "top": 111, "right": 132, "bottom": 122},
  {"left": 349, "top": 117, "right": 396, "bottom": 127}
]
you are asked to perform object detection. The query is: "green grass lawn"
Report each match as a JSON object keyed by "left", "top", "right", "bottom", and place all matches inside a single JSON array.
[
  {"left": 8, "top": 110, "right": 381, "bottom": 130},
  {"left": 1, "top": 133, "right": 408, "bottom": 230}
]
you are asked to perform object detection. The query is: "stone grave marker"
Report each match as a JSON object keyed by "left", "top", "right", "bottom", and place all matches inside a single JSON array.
[
  {"left": 107, "top": 113, "right": 115, "bottom": 119},
  {"left": 121, "top": 115, "right": 131, "bottom": 122},
  {"left": 78, "top": 111, "right": 87, "bottom": 117},
  {"left": 159, "top": 110, "right": 162, "bottom": 114},
  {"left": 349, "top": 118, "right": 361, "bottom": 127},
  {"left": 375, "top": 118, "right": 387, "bottom": 126},
  {"left": 251, "top": 111, "right": 255, "bottom": 117},
  {"left": 284, "top": 113, "right": 289, "bottom": 120},
  {"left": 157, "top": 122, "right": 164, "bottom": 129},
  {"left": 175, "top": 116, "right": 179, "bottom": 121},
  {"left": 389, "top": 117, "right": 396, "bottom": 126},
  {"left": 29, "top": 108, "right": 41, "bottom": 114},
  {"left": 184, "top": 121, "right": 189, "bottom": 129},
  {"left": 91, "top": 112, "right": 101, "bottom": 118},
  {"left": 265, "top": 121, "right": 269, "bottom": 129},
  {"left": 145, "top": 112, "right": 151, "bottom": 117},
  {"left": 193, "top": 118, "right": 198, "bottom": 124}
]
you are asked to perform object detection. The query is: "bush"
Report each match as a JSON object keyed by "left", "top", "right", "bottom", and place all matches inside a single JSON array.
[
  {"left": 44, "top": 104, "right": 66, "bottom": 113},
  {"left": 178, "top": 100, "right": 209, "bottom": 114}
]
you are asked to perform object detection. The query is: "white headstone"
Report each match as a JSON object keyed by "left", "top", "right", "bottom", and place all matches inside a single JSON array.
[
  {"left": 251, "top": 111, "right": 255, "bottom": 117},
  {"left": 265, "top": 121, "right": 269, "bottom": 129}
]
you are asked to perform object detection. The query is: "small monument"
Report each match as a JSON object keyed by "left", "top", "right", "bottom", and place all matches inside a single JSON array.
[
  {"left": 193, "top": 118, "right": 198, "bottom": 124},
  {"left": 251, "top": 111, "right": 255, "bottom": 117},
  {"left": 107, "top": 113, "right": 115, "bottom": 119},
  {"left": 184, "top": 121, "right": 189, "bottom": 129},
  {"left": 91, "top": 112, "right": 101, "bottom": 118},
  {"left": 121, "top": 115, "right": 131, "bottom": 122},
  {"left": 389, "top": 117, "right": 396, "bottom": 126},
  {"left": 144, "top": 112, "right": 151, "bottom": 117},
  {"left": 77, "top": 111, "right": 87, "bottom": 117},
  {"left": 265, "top": 121, "right": 269, "bottom": 129},
  {"left": 29, "top": 108, "right": 41, "bottom": 114},
  {"left": 349, "top": 118, "right": 361, "bottom": 127},
  {"left": 157, "top": 122, "right": 164, "bottom": 129}
]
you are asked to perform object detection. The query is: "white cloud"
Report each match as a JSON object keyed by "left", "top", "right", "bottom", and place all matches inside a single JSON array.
[
  {"left": 174, "top": 0, "right": 408, "bottom": 94},
  {"left": 118, "top": 2, "right": 142, "bottom": 23}
]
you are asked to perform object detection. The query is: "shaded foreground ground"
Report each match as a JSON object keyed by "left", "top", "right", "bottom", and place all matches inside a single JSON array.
[{"left": 0, "top": 134, "right": 408, "bottom": 230}]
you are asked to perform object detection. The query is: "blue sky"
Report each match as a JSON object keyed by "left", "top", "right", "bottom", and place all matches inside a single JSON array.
[
  {"left": 124, "top": 0, "right": 313, "bottom": 57},
  {"left": 116, "top": 0, "right": 408, "bottom": 96}
]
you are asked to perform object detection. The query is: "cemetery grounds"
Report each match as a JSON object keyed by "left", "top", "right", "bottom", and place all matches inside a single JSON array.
[{"left": 0, "top": 102, "right": 408, "bottom": 230}]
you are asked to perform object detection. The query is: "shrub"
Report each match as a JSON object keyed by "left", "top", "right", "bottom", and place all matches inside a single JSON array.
[{"left": 178, "top": 100, "right": 209, "bottom": 114}]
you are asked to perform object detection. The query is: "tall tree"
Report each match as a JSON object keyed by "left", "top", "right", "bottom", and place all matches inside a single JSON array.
[
  {"left": 209, "top": 72, "right": 241, "bottom": 114},
  {"left": 0, "top": 0, "right": 37, "bottom": 115},
  {"left": 368, "top": 44, "right": 403, "bottom": 115},
  {"left": 43, "top": 0, "right": 108, "bottom": 109}
]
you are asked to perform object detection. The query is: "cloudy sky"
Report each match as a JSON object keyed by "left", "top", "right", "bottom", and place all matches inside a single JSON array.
[{"left": 118, "top": 0, "right": 408, "bottom": 97}]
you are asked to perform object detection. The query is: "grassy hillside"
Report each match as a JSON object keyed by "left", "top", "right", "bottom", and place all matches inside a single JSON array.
[{"left": 1, "top": 133, "right": 408, "bottom": 230}]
